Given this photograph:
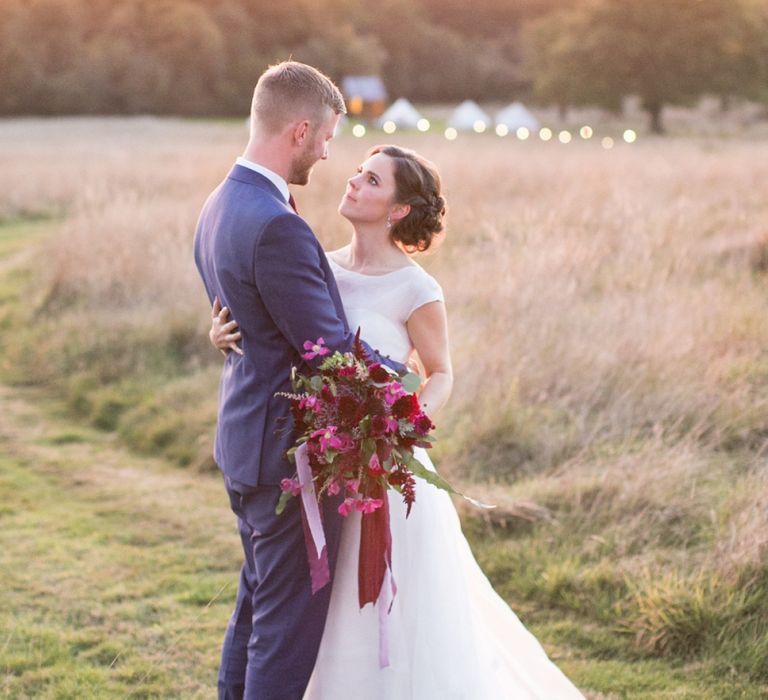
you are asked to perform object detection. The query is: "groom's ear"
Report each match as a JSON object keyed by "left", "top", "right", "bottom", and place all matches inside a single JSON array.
[{"left": 292, "top": 120, "right": 310, "bottom": 146}]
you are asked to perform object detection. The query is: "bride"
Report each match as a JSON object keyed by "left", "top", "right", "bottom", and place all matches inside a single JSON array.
[{"left": 211, "top": 144, "right": 584, "bottom": 699}]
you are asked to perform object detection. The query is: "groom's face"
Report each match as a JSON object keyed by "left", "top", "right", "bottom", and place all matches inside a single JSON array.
[{"left": 289, "top": 110, "right": 340, "bottom": 186}]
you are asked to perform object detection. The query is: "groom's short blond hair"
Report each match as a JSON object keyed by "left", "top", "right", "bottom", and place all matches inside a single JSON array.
[{"left": 251, "top": 61, "right": 346, "bottom": 135}]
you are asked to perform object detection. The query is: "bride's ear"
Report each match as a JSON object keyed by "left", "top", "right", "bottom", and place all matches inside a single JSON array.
[{"left": 390, "top": 203, "right": 410, "bottom": 223}]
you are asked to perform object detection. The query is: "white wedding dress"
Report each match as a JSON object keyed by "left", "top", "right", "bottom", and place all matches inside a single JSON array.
[{"left": 305, "top": 257, "right": 584, "bottom": 700}]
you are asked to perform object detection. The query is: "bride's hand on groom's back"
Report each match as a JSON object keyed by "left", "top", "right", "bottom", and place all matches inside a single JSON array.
[{"left": 210, "top": 296, "right": 243, "bottom": 357}]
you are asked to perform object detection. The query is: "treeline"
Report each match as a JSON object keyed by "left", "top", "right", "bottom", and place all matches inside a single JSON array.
[
  {"left": 0, "top": 0, "right": 766, "bottom": 120},
  {"left": 0, "top": 0, "right": 561, "bottom": 116}
]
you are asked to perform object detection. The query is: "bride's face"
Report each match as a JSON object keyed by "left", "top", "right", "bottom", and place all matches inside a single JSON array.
[{"left": 338, "top": 153, "right": 398, "bottom": 225}]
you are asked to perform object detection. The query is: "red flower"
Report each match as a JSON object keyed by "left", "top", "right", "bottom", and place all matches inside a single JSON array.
[{"left": 392, "top": 393, "right": 421, "bottom": 420}]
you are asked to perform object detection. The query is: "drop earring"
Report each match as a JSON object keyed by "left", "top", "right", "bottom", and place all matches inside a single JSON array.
[{"left": 386, "top": 215, "right": 392, "bottom": 228}]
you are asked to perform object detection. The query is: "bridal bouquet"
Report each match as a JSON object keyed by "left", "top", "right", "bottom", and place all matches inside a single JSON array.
[{"left": 276, "top": 333, "right": 461, "bottom": 604}]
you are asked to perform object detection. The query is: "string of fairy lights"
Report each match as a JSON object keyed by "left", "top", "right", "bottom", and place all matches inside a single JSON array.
[{"left": 349, "top": 119, "right": 638, "bottom": 149}]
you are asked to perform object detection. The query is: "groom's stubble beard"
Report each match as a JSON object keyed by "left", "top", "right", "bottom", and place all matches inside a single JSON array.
[{"left": 288, "top": 137, "right": 319, "bottom": 186}]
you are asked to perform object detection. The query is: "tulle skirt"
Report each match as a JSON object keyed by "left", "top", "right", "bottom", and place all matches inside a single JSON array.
[{"left": 305, "top": 448, "right": 584, "bottom": 700}]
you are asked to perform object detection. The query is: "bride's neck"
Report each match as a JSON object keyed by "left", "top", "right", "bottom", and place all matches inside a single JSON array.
[{"left": 346, "top": 226, "right": 407, "bottom": 270}]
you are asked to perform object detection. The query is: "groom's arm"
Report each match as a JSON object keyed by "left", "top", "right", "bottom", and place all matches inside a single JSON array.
[{"left": 254, "top": 214, "right": 405, "bottom": 373}]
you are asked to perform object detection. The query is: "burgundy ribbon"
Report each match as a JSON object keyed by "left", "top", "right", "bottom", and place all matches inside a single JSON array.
[{"left": 358, "top": 481, "right": 396, "bottom": 668}]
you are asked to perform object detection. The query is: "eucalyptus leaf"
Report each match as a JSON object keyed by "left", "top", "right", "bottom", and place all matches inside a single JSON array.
[
  {"left": 404, "top": 453, "right": 495, "bottom": 509},
  {"left": 401, "top": 371, "right": 422, "bottom": 394},
  {"left": 275, "top": 489, "right": 293, "bottom": 515}
]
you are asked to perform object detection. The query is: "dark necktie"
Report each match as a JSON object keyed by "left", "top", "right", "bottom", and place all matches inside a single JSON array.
[{"left": 288, "top": 193, "right": 298, "bottom": 214}]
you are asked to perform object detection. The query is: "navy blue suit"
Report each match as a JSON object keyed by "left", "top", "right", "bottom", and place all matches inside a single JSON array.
[{"left": 194, "top": 164, "right": 403, "bottom": 699}]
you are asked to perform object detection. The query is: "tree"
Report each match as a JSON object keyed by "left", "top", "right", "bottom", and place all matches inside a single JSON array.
[{"left": 525, "top": 0, "right": 765, "bottom": 133}]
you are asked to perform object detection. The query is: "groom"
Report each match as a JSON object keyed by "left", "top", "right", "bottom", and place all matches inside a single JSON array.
[{"left": 194, "top": 62, "right": 403, "bottom": 699}]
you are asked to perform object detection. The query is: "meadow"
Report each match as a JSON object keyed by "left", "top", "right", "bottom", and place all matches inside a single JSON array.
[{"left": 1, "top": 116, "right": 767, "bottom": 698}]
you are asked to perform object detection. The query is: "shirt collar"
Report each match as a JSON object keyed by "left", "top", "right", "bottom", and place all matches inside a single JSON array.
[{"left": 235, "top": 157, "right": 290, "bottom": 203}]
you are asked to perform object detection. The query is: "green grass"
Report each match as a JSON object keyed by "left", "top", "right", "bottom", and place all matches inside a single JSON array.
[{"left": 0, "top": 398, "right": 238, "bottom": 698}]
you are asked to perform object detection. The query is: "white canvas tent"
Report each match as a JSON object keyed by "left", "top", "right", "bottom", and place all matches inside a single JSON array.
[
  {"left": 377, "top": 98, "right": 422, "bottom": 128},
  {"left": 495, "top": 102, "right": 539, "bottom": 131},
  {"left": 448, "top": 100, "right": 491, "bottom": 130}
]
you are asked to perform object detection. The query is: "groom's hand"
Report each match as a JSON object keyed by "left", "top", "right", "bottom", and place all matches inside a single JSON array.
[{"left": 210, "top": 296, "right": 243, "bottom": 357}]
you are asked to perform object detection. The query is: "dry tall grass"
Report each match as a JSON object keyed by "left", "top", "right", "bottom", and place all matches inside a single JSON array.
[{"left": 3, "top": 118, "right": 768, "bottom": 680}]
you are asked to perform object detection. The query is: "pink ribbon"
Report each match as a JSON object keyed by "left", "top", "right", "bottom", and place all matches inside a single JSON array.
[
  {"left": 377, "top": 564, "right": 397, "bottom": 668},
  {"left": 296, "top": 442, "right": 330, "bottom": 593}
]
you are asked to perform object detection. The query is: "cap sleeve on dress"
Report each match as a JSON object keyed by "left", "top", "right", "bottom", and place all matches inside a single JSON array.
[{"left": 406, "top": 269, "right": 444, "bottom": 319}]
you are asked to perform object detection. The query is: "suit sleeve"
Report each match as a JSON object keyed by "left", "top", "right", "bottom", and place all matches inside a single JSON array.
[{"left": 254, "top": 213, "right": 405, "bottom": 372}]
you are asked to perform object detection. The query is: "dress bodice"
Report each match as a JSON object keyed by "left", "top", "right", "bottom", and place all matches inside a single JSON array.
[{"left": 328, "top": 257, "right": 444, "bottom": 365}]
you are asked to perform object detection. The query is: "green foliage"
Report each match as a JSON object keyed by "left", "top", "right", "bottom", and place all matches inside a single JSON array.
[
  {"left": 0, "top": 0, "right": 545, "bottom": 115},
  {"left": 524, "top": 0, "right": 768, "bottom": 132}
]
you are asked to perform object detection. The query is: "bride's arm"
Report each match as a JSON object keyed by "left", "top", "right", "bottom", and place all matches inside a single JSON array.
[
  {"left": 210, "top": 297, "right": 243, "bottom": 356},
  {"left": 406, "top": 301, "right": 453, "bottom": 417}
]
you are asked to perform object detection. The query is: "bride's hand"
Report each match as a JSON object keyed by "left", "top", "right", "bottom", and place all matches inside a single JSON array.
[{"left": 210, "top": 296, "right": 243, "bottom": 356}]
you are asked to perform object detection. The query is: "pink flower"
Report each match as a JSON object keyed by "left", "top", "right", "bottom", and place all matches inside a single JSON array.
[
  {"left": 299, "top": 395, "right": 319, "bottom": 411},
  {"left": 280, "top": 478, "right": 302, "bottom": 497},
  {"left": 382, "top": 381, "right": 405, "bottom": 406},
  {"left": 311, "top": 426, "right": 343, "bottom": 453},
  {"left": 357, "top": 498, "right": 384, "bottom": 514},
  {"left": 368, "top": 453, "right": 384, "bottom": 476},
  {"left": 302, "top": 337, "right": 330, "bottom": 360},
  {"left": 338, "top": 497, "right": 356, "bottom": 517},
  {"left": 327, "top": 481, "right": 341, "bottom": 496},
  {"left": 345, "top": 478, "right": 360, "bottom": 495}
]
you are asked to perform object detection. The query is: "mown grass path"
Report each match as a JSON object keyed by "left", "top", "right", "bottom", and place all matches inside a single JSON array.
[{"left": 0, "top": 383, "right": 239, "bottom": 698}]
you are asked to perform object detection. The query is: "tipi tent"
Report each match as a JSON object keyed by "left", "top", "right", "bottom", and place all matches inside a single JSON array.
[
  {"left": 448, "top": 100, "right": 491, "bottom": 130},
  {"left": 377, "top": 98, "right": 422, "bottom": 128},
  {"left": 495, "top": 102, "right": 539, "bottom": 131}
]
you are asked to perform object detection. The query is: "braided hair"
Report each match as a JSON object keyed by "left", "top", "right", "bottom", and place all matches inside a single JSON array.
[{"left": 367, "top": 145, "right": 446, "bottom": 252}]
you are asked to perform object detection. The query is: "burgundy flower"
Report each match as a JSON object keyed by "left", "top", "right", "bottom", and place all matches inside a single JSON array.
[
  {"left": 368, "top": 363, "right": 391, "bottom": 384},
  {"left": 338, "top": 395, "right": 362, "bottom": 425},
  {"left": 392, "top": 393, "right": 421, "bottom": 420},
  {"left": 413, "top": 413, "right": 434, "bottom": 436},
  {"left": 337, "top": 365, "right": 357, "bottom": 377},
  {"left": 370, "top": 414, "right": 389, "bottom": 437}
]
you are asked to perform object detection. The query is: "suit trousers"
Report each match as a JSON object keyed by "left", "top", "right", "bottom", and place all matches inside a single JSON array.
[{"left": 218, "top": 476, "right": 343, "bottom": 700}]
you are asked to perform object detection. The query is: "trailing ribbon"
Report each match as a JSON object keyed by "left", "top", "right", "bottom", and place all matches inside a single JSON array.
[
  {"left": 296, "top": 442, "right": 330, "bottom": 594},
  {"left": 358, "top": 480, "right": 397, "bottom": 668}
]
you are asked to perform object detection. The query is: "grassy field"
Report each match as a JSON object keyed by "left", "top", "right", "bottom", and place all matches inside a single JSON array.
[{"left": 2, "top": 117, "right": 768, "bottom": 697}]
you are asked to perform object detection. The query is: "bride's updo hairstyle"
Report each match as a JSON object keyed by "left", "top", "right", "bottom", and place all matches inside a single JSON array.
[{"left": 368, "top": 145, "right": 446, "bottom": 252}]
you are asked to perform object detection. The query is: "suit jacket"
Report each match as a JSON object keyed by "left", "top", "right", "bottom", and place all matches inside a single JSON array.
[{"left": 194, "top": 164, "right": 404, "bottom": 486}]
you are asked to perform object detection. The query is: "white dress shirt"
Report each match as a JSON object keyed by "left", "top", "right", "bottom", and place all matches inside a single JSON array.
[{"left": 235, "top": 156, "right": 290, "bottom": 204}]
